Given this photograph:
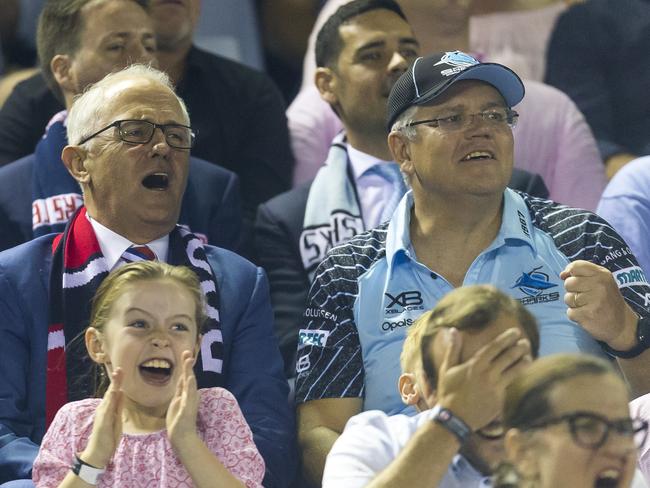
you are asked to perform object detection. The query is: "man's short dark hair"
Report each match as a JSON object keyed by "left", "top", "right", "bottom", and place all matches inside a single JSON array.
[
  {"left": 315, "top": 0, "right": 407, "bottom": 69},
  {"left": 36, "top": 0, "right": 149, "bottom": 103}
]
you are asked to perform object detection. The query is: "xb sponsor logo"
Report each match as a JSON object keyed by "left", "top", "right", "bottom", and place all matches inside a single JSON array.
[
  {"left": 512, "top": 266, "right": 559, "bottom": 305},
  {"left": 384, "top": 290, "right": 424, "bottom": 315}
]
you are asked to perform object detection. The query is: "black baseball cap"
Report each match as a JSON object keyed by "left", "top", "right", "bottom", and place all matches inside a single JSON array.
[{"left": 386, "top": 51, "right": 525, "bottom": 130}]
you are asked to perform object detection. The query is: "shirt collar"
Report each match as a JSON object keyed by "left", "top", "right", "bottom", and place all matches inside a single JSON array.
[
  {"left": 385, "top": 190, "right": 415, "bottom": 266},
  {"left": 385, "top": 188, "right": 536, "bottom": 269},
  {"left": 497, "top": 188, "right": 536, "bottom": 250},
  {"left": 87, "top": 214, "right": 169, "bottom": 270},
  {"left": 347, "top": 144, "right": 394, "bottom": 181}
]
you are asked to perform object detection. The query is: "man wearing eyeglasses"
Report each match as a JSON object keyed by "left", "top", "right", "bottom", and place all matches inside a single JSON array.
[
  {"left": 0, "top": 65, "right": 294, "bottom": 488},
  {"left": 295, "top": 51, "right": 650, "bottom": 486},
  {"left": 0, "top": 0, "right": 242, "bottom": 253}
]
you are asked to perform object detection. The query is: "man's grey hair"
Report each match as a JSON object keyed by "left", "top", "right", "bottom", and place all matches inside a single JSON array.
[
  {"left": 390, "top": 105, "right": 418, "bottom": 141},
  {"left": 67, "top": 64, "right": 190, "bottom": 147}
]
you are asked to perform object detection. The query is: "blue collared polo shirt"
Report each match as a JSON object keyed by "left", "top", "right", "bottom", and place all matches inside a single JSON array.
[{"left": 296, "top": 189, "right": 650, "bottom": 415}]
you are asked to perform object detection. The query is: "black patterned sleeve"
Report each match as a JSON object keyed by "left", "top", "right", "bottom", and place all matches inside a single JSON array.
[{"left": 525, "top": 196, "right": 650, "bottom": 317}]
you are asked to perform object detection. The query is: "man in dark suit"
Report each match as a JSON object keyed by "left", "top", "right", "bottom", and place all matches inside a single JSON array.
[
  {"left": 0, "top": 64, "right": 294, "bottom": 488},
  {"left": 0, "top": 0, "right": 241, "bottom": 253},
  {"left": 0, "top": 0, "right": 293, "bottom": 234},
  {"left": 253, "top": 0, "right": 548, "bottom": 379}
]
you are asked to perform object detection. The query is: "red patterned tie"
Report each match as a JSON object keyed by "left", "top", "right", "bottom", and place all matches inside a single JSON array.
[{"left": 120, "top": 245, "right": 157, "bottom": 263}]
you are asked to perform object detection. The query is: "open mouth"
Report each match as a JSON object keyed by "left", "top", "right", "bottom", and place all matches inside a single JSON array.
[
  {"left": 594, "top": 468, "right": 623, "bottom": 488},
  {"left": 461, "top": 151, "right": 494, "bottom": 162},
  {"left": 138, "top": 358, "right": 173, "bottom": 385},
  {"left": 142, "top": 173, "right": 169, "bottom": 190}
]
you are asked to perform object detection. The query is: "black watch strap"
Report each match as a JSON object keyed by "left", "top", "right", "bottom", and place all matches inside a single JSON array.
[
  {"left": 71, "top": 454, "right": 105, "bottom": 485},
  {"left": 428, "top": 406, "right": 472, "bottom": 445},
  {"left": 601, "top": 316, "right": 650, "bottom": 359}
]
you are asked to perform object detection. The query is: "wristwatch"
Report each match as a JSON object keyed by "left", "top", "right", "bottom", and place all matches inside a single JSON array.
[
  {"left": 601, "top": 315, "right": 650, "bottom": 359},
  {"left": 71, "top": 454, "right": 105, "bottom": 485},
  {"left": 428, "top": 405, "right": 471, "bottom": 445}
]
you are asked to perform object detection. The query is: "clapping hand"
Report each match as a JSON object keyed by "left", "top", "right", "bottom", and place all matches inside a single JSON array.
[
  {"left": 167, "top": 350, "right": 199, "bottom": 449},
  {"left": 80, "top": 368, "right": 124, "bottom": 468}
]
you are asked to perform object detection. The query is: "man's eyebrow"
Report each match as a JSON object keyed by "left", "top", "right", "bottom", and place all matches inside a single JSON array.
[
  {"left": 398, "top": 37, "right": 419, "bottom": 46},
  {"left": 355, "top": 40, "right": 387, "bottom": 53},
  {"left": 431, "top": 101, "right": 507, "bottom": 113},
  {"left": 104, "top": 31, "right": 154, "bottom": 40},
  {"left": 432, "top": 103, "right": 465, "bottom": 113}
]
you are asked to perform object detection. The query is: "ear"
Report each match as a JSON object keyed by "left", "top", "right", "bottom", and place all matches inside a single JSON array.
[
  {"left": 51, "top": 54, "right": 75, "bottom": 93},
  {"left": 388, "top": 131, "right": 414, "bottom": 178},
  {"left": 505, "top": 428, "right": 538, "bottom": 477},
  {"left": 315, "top": 67, "right": 338, "bottom": 105},
  {"left": 398, "top": 372, "right": 421, "bottom": 406},
  {"left": 61, "top": 145, "right": 91, "bottom": 184},
  {"left": 85, "top": 327, "right": 107, "bottom": 364}
]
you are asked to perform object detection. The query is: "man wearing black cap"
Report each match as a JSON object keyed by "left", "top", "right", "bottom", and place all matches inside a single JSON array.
[{"left": 294, "top": 51, "right": 650, "bottom": 485}]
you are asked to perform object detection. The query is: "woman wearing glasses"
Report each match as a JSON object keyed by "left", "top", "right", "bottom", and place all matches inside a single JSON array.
[{"left": 495, "top": 354, "right": 647, "bottom": 488}]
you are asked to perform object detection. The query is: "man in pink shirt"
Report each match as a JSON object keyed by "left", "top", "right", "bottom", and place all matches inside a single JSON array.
[{"left": 289, "top": 0, "right": 606, "bottom": 211}]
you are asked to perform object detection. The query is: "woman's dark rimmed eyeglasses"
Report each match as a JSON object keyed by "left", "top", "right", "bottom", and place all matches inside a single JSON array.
[
  {"left": 405, "top": 108, "right": 519, "bottom": 132},
  {"left": 77, "top": 119, "right": 196, "bottom": 149},
  {"left": 526, "top": 411, "right": 648, "bottom": 450}
]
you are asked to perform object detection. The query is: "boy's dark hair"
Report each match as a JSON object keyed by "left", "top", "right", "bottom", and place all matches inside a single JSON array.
[
  {"left": 315, "top": 0, "right": 407, "bottom": 69},
  {"left": 36, "top": 0, "right": 149, "bottom": 102}
]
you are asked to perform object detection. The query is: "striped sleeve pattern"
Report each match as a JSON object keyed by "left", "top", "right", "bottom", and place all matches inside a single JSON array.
[
  {"left": 523, "top": 194, "right": 650, "bottom": 316},
  {"left": 294, "top": 226, "right": 388, "bottom": 404}
]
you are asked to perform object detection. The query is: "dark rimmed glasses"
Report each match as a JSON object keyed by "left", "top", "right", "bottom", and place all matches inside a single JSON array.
[
  {"left": 78, "top": 119, "right": 196, "bottom": 149},
  {"left": 527, "top": 411, "right": 648, "bottom": 450},
  {"left": 406, "top": 107, "right": 519, "bottom": 132}
]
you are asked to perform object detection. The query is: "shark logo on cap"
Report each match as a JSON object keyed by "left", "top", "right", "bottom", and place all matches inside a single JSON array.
[{"left": 434, "top": 51, "right": 479, "bottom": 76}]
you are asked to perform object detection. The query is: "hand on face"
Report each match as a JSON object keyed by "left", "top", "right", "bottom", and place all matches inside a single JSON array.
[
  {"left": 435, "top": 327, "right": 532, "bottom": 431},
  {"left": 560, "top": 260, "right": 638, "bottom": 350},
  {"left": 166, "top": 350, "right": 199, "bottom": 449},
  {"left": 80, "top": 368, "right": 125, "bottom": 468}
]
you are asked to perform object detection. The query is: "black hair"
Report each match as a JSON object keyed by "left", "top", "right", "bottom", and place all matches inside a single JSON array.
[{"left": 315, "top": 0, "right": 407, "bottom": 69}]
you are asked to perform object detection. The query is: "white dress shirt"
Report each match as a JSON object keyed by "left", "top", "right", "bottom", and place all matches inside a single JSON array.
[
  {"left": 323, "top": 409, "right": 491, "bottom": 488},
  {"left": 87, "top": 215, "right": 169, "bottom": 270}
]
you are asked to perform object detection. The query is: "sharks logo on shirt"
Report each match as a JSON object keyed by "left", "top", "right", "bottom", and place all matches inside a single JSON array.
[{"left": 512, "top": 266, "right": 560, "bottom": 305}]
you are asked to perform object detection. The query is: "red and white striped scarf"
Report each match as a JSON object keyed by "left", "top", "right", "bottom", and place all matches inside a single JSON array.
[{"left": 46, "top": 207, "right": 224, "bottom": 426}]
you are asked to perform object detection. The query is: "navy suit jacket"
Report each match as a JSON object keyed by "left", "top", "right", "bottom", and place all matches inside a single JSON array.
[
  {"left": 0, "top": 155, "right": 242, "bottom": 252},
  {"left": 254, "top": 169, "right": 549, "bottom": 376},
  {"left": 0, "top": 235, "right": 296, "bottom": 488}
]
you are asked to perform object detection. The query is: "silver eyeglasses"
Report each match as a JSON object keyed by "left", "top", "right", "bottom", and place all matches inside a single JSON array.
[
  {"left": 406, "top": 107, "right": 519, "bottom": 132},
  {"left": 78, "top": 119, "right": 196, "bottom": 149}
]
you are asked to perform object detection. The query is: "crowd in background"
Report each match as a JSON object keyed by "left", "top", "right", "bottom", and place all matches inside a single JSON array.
[{"left": 1, "top": 0, "right": 650, "bottom": 487}]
